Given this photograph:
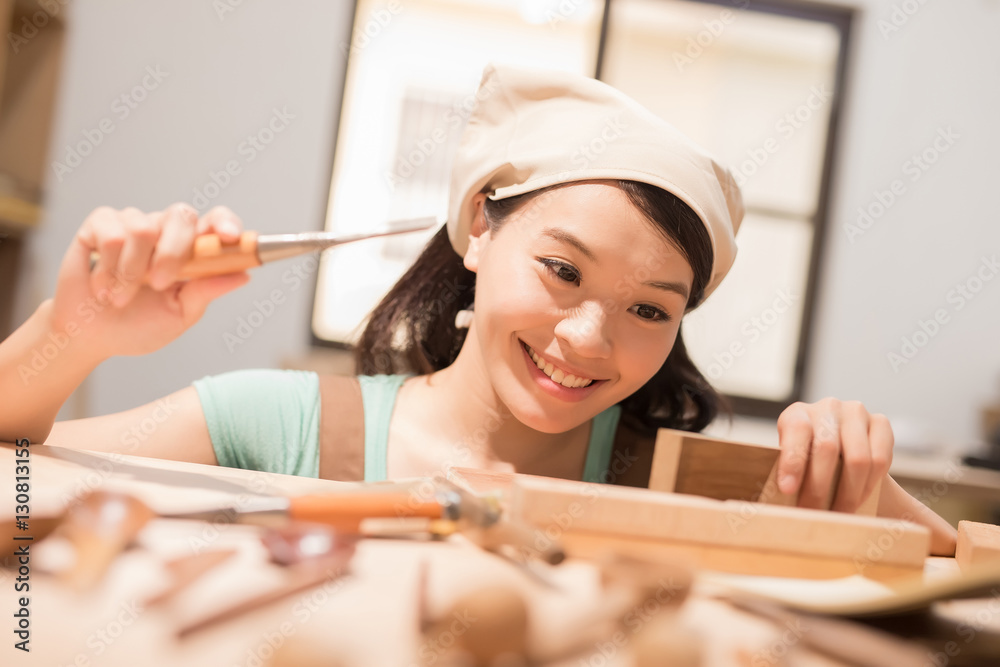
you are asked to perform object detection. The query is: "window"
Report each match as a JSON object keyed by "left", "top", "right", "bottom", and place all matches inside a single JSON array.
[{"left": 314, "top": 0, "right": 852, "bottom": 417}]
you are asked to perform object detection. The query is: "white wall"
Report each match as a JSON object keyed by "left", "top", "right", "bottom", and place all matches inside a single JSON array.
[
  {"left": 803, "top": 0, "right": 1000, "bottom": 450},
  {"left": 12, "top": 0, "right": 1000, "bottom": 451},
  {"left": 14, "top": 0, "right": 353, "bottom": 419}
]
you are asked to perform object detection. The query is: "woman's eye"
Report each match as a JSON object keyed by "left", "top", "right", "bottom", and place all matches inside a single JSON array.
[
  {"left": 539, "top": 259, "right": 580, "bottom": 285},
  {"left": 630, "top": 304, "right": 671, "bottom": 323}
]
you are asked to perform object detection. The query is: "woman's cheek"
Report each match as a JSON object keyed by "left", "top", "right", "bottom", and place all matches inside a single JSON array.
[{"left": 621, "top": 329, "right": 677, "bottom": 386}]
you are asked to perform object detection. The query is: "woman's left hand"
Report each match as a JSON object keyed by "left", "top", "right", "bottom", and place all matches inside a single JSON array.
[{"left": 775, "top": 398, "right": 893, "bottom": 512}]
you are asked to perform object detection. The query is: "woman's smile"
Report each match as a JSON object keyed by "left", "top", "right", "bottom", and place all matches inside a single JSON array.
[{"left": 518, "top": 339, "right": 607, "bottom": 402}]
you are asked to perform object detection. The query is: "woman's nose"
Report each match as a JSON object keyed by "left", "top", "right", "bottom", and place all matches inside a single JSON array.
[{"left": 553, "top": 301, "right": 612, "bottom": 358}]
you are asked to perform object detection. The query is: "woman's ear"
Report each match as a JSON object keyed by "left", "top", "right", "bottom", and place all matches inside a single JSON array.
[{"left": 463, "top": 193, "right": 490, "bottom": 273}]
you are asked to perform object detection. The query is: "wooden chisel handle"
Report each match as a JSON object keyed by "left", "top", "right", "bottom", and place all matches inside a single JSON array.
[
  {"left": 176, "top": 231, "right": 260, "bottom": 280},
  {"left": 288, "top": 493, "right": 444, "bottom": 529}
]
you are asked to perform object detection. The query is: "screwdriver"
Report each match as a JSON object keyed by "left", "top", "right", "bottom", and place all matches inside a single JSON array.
[{"left": 88, "top": 215, "right": 440, "bottom": 282}]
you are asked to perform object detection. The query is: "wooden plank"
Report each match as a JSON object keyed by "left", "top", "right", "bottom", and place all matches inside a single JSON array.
[
  {"left": 556, "top": 530, "right": 922, "bottom": 583},
  {"left": 956, "top": 520, "right": 1000, "bottom": 570},
  {"left": 507, "top": 476, "right": 929, "bottom": 571}
]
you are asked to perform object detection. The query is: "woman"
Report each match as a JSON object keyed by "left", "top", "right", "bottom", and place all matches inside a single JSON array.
[{"left": 0, "top": 64, "right": 956, "bottom": 553}]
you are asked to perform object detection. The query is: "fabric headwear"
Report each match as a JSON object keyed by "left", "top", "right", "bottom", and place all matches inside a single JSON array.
[{"left": 446, "top": 63, "right": 744, "bottom": 305}]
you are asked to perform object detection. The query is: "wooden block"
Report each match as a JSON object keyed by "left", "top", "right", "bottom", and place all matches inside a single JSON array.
[
  {"left": 956, "top": 520, "right": 1000, "bottom": 570},
  {"left": 649, "top": 429, "right": 783, "bottom": 502},
  {"left": 649, "top": 428, "right": 883, "bottom": 515},
  {"left": 507, "top": 476, "right": 929, "bottom": 574}
]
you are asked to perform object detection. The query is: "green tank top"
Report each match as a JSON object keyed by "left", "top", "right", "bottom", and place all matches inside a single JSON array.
[{"left": 193, "top": 369, "right": 622, "bottom": 482}]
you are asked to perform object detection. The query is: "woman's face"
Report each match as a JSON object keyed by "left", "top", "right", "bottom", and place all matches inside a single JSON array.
[{"left": 463, "top": 181, "right": 695, "bottom": 433}]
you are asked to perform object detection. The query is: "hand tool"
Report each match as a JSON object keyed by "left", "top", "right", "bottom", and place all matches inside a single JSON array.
[{"left": 88, "top": 215, "right": 439, "bottom": 282}]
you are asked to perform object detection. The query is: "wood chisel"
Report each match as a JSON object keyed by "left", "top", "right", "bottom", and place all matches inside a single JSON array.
[
  {"left": 88, "top": 215, "right": 440, "bottom": 281},
  {"left": 160, "top": 485, "right": 456, "bottom": 531}
]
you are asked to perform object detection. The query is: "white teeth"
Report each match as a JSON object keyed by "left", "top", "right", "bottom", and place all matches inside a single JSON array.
[{"left": 524, "top": 343, "right": 594, "bottom": 388}]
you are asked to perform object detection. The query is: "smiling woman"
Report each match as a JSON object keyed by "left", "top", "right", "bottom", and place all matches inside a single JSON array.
[
  {"left": 359, "top": 179, "right": 719, "bottom": 439},
  {"left": 0, "top": 62, "right": 956, "bottom": 554}
]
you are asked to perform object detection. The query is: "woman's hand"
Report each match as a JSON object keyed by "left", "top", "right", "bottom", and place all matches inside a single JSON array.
[
  {"left": 775, "top": 398, "right": 893, "bottom": 512},
  {"left": 51, "top": 204, "right": 251, "bottom": 362}
]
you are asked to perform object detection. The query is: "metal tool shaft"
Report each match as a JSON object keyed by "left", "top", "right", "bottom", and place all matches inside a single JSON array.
[{"left": 256, "top": 216, "right": 439, "bottom": 263}]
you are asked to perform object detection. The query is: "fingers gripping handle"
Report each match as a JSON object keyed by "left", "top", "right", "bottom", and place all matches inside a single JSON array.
[
  {"left": 180, "top": 231, "right": 260, "bottom": 280},
  {"left": 87, "top": 231, "right": 261, "bottom": 283}
]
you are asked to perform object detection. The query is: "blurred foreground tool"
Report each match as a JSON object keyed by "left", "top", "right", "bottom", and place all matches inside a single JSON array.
[
  {"left": 56, "top": 491, "right": 155, "bottom": 590},
  {"left": 437, "top": 477, "right": 565, "bottom": 565},
  {"left": 88, "top": 215, "right": 438, "bottom": 281},
  {"left": 177, "top": 546, "right": 354, "bottom": 639},
  {"left": 142, "top": 548, "right": 238, "bottom": 608},
  {"left": 728, "top": 596, "right": 929, "bottom": 667}
]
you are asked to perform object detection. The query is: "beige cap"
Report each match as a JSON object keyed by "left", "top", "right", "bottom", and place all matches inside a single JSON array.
[{"left": 447, "top": 63, "right": 744, "bottom": 304}]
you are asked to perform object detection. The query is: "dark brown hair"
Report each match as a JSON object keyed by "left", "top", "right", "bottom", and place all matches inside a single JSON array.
[{"left": 354, "top": 180, "right": 731, "bottom": 435}]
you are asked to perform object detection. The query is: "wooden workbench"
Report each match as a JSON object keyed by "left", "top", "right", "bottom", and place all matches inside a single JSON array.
[{"left": 0, "top": 441, "right": 990, "bottom": 667}]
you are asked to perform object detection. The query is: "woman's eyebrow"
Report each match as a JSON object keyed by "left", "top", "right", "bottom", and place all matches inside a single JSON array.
[
  {"left": 541, "top": 227, "right": 596, "bottom": 262},
  {"left": 540, "top": 227, "right": 690, "bottom": 300}
]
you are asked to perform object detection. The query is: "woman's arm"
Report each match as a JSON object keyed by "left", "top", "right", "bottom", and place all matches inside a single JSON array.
[
  {"left": 0, "top": 298, "right": 104, "bottom": 444},
  {"left": 42, "top": 386, "right": 219, "bottom": 466},
  {"left": 0, "top": 204, "right": 248, "bottom": 453}
]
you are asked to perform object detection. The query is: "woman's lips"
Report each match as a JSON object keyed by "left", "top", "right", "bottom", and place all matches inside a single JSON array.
[{"left": 519, "top": 339, "right": 605, "bottom": 402}]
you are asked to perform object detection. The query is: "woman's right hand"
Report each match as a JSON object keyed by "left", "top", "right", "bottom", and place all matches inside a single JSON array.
[{"left": 51, "top": 203, "right": 251, "bottom": 362}]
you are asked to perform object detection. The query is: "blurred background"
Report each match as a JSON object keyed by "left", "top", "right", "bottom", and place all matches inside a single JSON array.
[{"left": 2, "top": 0, "right": 999, "bottom": 519}]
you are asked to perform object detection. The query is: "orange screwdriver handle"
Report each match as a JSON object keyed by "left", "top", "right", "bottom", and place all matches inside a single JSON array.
[
  {"left": 177, "top": 231, "right": 261, "bottom": 280},
  {"left": 288, "top": 493, "right": 444, "bottom": 530}
]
